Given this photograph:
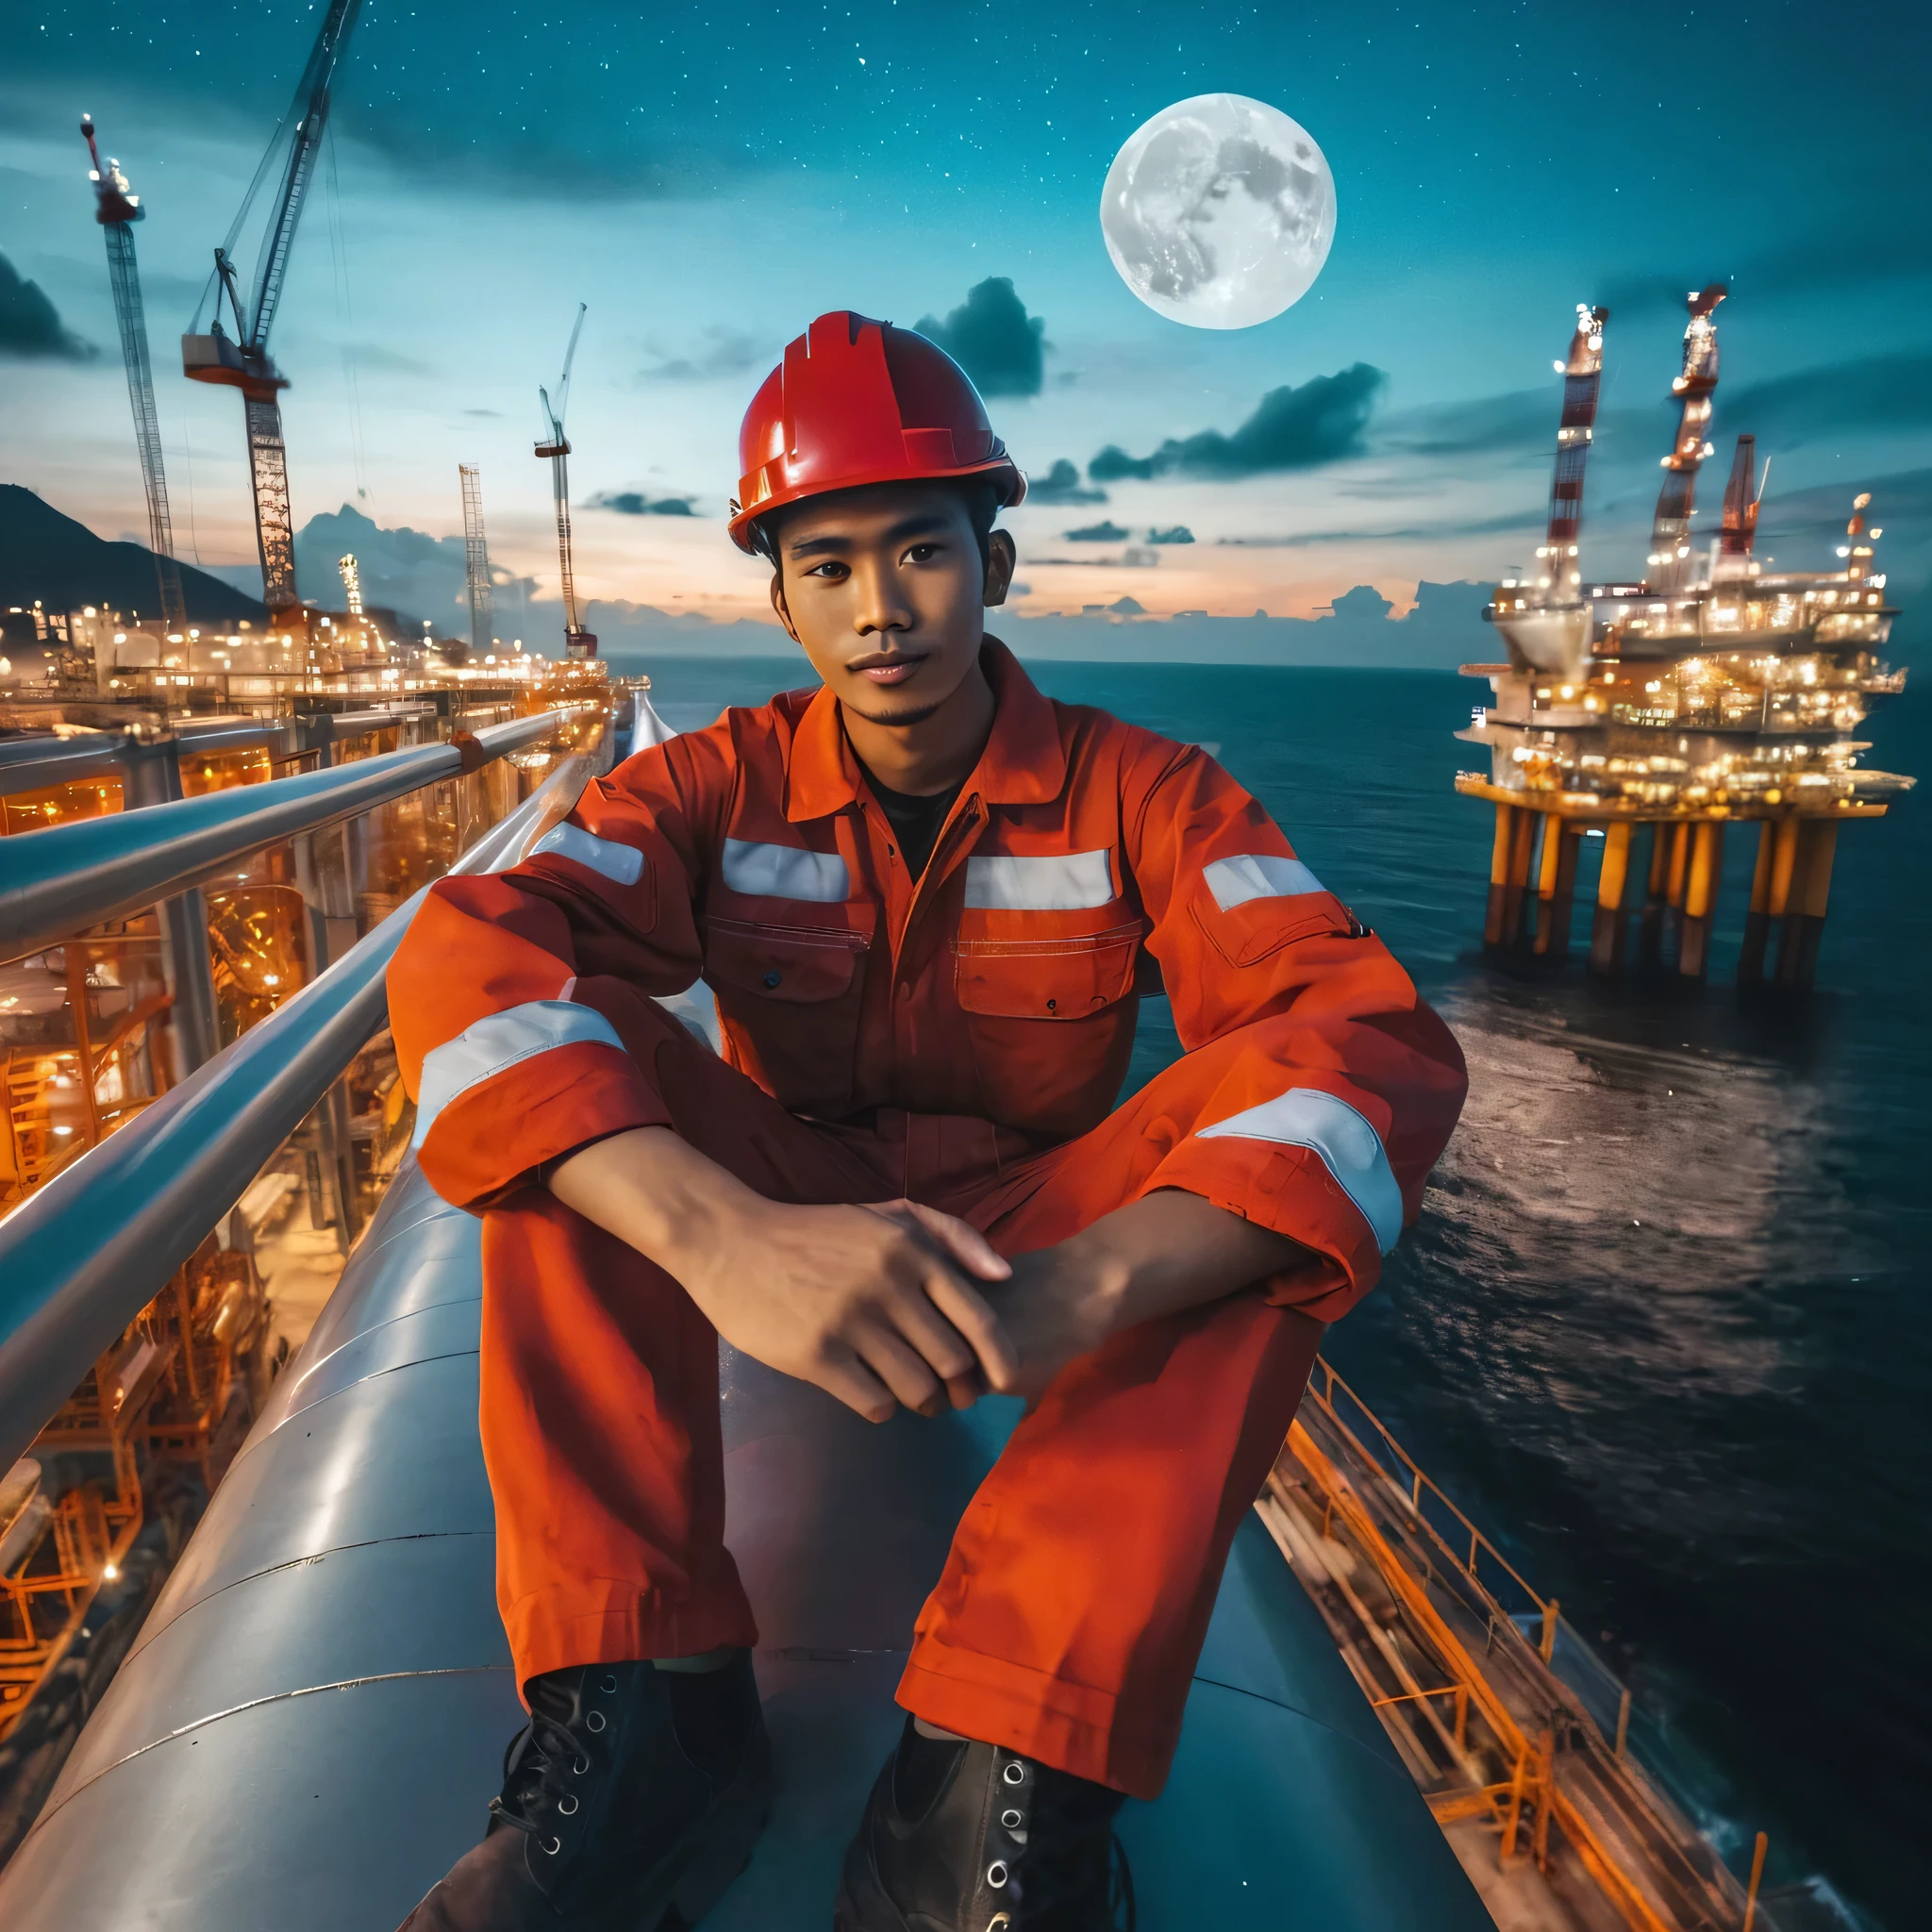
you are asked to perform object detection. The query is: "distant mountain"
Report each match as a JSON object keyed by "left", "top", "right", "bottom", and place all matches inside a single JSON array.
[{"left": 0, "top": 485, "right": 268, "bottom": 625}]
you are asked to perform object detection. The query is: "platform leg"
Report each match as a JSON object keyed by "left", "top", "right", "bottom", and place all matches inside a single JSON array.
[
  {"left": 1499, "top": 806, "right": 1538, "bottom": 949},
  {"left": 1484, "top": 804, "right": 1514, "bottom": 947},
  {"left": 1638, "top": 824, "right": 1670, "bottom": 966},
  {"left": 1589, "top": 823, "right": 1632, "bottom": 974},
  {"left": 1738, "top": 820, "right": 1777, "bottom": 985},
  {"left": 1678, "top": 822, "right": 1724, "bottom": 981},
  {"left": 1535, "top": 822, "right": 1581, "bottom": 961},
  {"left": 1776, "top": 820, "right": 1839, "bottom": 990}
]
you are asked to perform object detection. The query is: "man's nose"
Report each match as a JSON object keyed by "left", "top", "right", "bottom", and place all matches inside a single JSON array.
[{"left": 851, "top": 561, "right": 913, "bottom": 638}]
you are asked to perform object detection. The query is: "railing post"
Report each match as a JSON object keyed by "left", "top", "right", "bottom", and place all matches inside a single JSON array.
[
  {"left": 1541, "top": 1598, "right": 1558, "bottom": 1663},
  {"left": 1742, "top": 1831, "right": 1768, "bottom": 1930},
  {"left": 1614, "top": 1687, "right": 1631, "bottom": 1759},
  {"left": 121, "top": 737, "right": 220, "bottom": 1078}
]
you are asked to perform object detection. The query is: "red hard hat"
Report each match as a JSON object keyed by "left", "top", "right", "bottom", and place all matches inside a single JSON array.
[{"left": 728, "top": 311, "right": 1026, "bottom": 553}]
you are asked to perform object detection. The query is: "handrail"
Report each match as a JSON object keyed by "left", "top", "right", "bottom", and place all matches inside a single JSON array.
[
  {"left": 0, "top": 750, "right": 593, "bottom": 1478},
  {"left": 0, "top": 705, "right": 591, "bottom": 967}
]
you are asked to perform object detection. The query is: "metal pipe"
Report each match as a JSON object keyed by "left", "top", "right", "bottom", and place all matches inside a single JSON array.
[
  {"left": 0, "top": 752, "right": 591, "bottom": 1479},
  {"left": 0, "top": 706, "right": 591, "bottom": 967}
]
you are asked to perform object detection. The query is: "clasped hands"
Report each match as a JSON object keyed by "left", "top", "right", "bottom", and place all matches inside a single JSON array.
[{"left": 548, "top": 1124, "right": 1300, "bottom": 1425}]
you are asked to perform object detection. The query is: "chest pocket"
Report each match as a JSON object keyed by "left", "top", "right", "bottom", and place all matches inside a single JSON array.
[
  {"left": 706, "top": 913, "right": 871, "bottom": 1112},
  {"left": 953, "top": 913, "right": 1141, "bottom": 1140}
]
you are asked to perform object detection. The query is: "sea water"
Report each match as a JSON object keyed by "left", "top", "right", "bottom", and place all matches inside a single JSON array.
[{"left": 638, "top": 655, "right": 1927, "bottom": 1929}]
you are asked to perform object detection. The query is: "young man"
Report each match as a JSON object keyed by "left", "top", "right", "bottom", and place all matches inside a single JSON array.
[{"left": 389, "top": 311, "right": 1466, "bottom": 1932}]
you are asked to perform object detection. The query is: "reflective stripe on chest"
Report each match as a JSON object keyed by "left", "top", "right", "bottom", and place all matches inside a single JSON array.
[
  {"left": 720, "top": 838, "right": 850, "bottom": 903},
  {"left": 962, "top": 849, "right": 1114, "bottom": 911}
]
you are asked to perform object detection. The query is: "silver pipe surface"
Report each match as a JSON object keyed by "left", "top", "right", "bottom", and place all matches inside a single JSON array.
[
  {"left": 0, "top": 752, "right": 591, "bottom": 1478},
  {"left": 0, "top": 706, "right": 588, "bottom": 967}
]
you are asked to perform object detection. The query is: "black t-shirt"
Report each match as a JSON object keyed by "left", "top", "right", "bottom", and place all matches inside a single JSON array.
[{"left": 859, "top": 767, "right": 964, "bottom": 880}]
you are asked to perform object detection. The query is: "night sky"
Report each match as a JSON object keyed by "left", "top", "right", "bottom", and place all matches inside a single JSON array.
[{"left": 2, "top": 0, "right": 1928, "bottom": 643}]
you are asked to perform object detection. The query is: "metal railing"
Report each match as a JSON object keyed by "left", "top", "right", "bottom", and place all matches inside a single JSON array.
[
  {"left": 0, "top": 707, "right": 591, "bottom": 966},
  {"left": 0, "top": 748, "right": 593, "bottom": 1477}
]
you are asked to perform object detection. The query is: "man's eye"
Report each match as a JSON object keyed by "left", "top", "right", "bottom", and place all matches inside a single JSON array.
[
  {"left": 806, "top": 560, "right": 848, "bottom": 579},
  {"left": 904, "top": 543, "right": 940, "bottom": 563}
]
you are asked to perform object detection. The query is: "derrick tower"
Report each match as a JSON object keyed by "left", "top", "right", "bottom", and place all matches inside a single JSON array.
[
  {"left": 458, "top": 465, "right": 494, "bottom": 659},
  {"left": 80, "top": 116, "right": 185, "bottom": 630}
]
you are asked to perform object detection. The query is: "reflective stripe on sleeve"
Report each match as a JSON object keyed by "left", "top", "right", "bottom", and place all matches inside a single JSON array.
[
  {"left": 528, "top": 822, "right": 644, "bottom": 886},
  {"left": 1202, "top": 853, "right": 1325, "bottom": 911},
  {"left": 720, "top": 838, "right": 850, "bottom": 902},
  {"left": 963, "top": 849, "right": 1114, "bottom": 911},
  {"left": 413, "top": 999, "right": 627, "bottom": 1150},
  {"left": 1196, "top": 1087, "right": 1403, "bottom": 1254}
]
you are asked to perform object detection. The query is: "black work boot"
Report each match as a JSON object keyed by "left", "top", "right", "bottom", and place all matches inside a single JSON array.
[
  {"left": 835, "top": 1717, "right": 1135, "bottom": 1931},
  {"left": 397, "top": 1652, "right": 773, "bottom": 1930}
]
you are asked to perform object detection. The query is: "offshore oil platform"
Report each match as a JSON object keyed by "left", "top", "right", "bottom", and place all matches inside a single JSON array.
[{"left": 1458, "top": 289, "right": 1912, "bottom": 987}]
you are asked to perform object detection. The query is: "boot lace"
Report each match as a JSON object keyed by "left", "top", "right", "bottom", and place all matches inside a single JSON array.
[
  {"left": 489, "top": 1672, "right": 611, "bottom": 1859},
  {"left": 998, "top": 1760, "right": 1135, "bottom": 1932}
]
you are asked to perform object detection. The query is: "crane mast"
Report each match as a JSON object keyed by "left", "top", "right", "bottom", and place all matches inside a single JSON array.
[
  {"left": 1646, "top": 283, "right": 1727, "bottom": 592},
  {"left": 458, "top": 464, "right": 494, "bottom": 660},
  {"left": 181, "top": 0, "right": 363, "bottom": 620},
  {"left": 81, "top": 116, "right": 185, "bottom": 631},
  {"left": 535, "top": 305, "right": 597, "bottom": 659}
]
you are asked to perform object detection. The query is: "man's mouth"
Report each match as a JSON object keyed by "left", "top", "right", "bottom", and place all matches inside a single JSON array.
[{"left": 849, "top": 653, "right": 926, "bottom": 686}]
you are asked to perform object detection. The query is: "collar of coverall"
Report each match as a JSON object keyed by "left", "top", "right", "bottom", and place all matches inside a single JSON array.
[{"left": 782, "top": 636, "right": 1067, "bottom": 824}]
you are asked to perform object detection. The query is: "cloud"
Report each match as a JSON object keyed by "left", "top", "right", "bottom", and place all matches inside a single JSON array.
[
  {"left": 344, "top": 341, "right": 436, "bottom": 376},
  {"left": 463, "top": 408, "right": 505, "bottom": 419},
  {"left": 1065, "top": 520, "right": 1129, "bottom": 541},
  {"left": 641, "top": 327, "right": 764, "bottom": 383},
  {"left": 1089, "top": 364, "right": 1384, "bottom": 481},
  {"left": 1147, "top": 525, "right": 1194, "bottom": 544},
  {"left": 1218, "top": 508, "right": 1543, "bottom": 548},
  {"left": 589, "top": 491, "right": 701, "bottom": 516},
  {"left": 1724, "top": 350, "right": 1932, "bottom": 443},
  {"left": 1380, "top": 387, "right": 1555, "bottom": 459},
  {"left": 1025, "top": 458, "right": 1108, "bottom": 506},
  {"left": 914, "top": 277, "right": 1047, "bottom": 398},
  {"left": 0, "top": 251, "right": 95, "bottom": 361}
]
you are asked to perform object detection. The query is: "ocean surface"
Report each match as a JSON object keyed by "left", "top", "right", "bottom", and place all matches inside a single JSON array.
[{"left": 636, "top": 654, "right": 1928, "bottom": 1929}]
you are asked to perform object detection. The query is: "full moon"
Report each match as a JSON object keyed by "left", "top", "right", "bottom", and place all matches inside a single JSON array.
[{"left": 1100, "top": 94, "right": 1336, "bottom": 330}]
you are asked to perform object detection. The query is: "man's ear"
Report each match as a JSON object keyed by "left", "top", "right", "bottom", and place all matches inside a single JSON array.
[
  {"left": 982, "top": 528, "right": 1017, "bottom": 608},
  {"left": 768, "top": 569, "right": 802, "bottom": 642}
]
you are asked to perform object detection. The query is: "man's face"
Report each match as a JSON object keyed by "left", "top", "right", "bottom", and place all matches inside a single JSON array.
[{"left": 767, "top": 481, "right": 1015, "bottom": 726}]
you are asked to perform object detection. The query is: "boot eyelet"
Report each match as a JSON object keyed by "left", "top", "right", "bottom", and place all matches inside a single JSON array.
[
  {"left": 541, "top": 1836, "right": 560, "bottom": 1856},
  {"left": 599, "top": 1673, "right": 618, "bottom": 1693},
  {"left": 1002, "top": 1762, "right": 1025, "bottom": 1786},
  {"left": 558, "top": 1794, "right": 579, "bottom": 1815},
  {"left": 572, "top": 1756, "right": 590, "bottom": 1775},
  {"left": 990, "top": 1918, "right": 1012, "bottom": 1931},
  {"left": 586, "top": 1710, "right": 608, "bottom": 1733},
  {"left": 1001, "top": 1807, "right": 1023, "bottom": 1830},
  {"left": 986, "top": 1860, "right": 1009, "bottom": 1888}
]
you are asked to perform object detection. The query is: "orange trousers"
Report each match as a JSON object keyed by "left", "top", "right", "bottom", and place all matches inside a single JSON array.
[{"left": 478, "top": 982, "right": 1322, "bottom": 1799}]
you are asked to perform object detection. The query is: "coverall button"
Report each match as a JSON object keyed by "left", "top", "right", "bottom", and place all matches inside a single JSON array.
[
  {"left": 763, "top": 969, "right": 782, "bottom": 988},
  {"left": 898, "top": 981, "right": 914, "bottom": 1000}
]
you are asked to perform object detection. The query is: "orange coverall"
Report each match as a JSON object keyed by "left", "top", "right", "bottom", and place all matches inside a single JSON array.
[{"left": 388, "top": 641, "right": 1467, "bottom": 1797}]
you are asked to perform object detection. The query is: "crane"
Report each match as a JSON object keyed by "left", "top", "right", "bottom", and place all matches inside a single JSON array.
[
  {"left": 458, "top": 464, "right": 493, "bottom": 660},
  {"left": 80, "top": 115, "right": 185, "bottom": 631},
  {"left": 534, "top": 305, "right": 597, "bottom": 659},
  {"left": 181, "top": 0, "right": 363, "bottom": 622},
  {"left": 1645, "top": 283, "right": 1727, "bottom": 592}
]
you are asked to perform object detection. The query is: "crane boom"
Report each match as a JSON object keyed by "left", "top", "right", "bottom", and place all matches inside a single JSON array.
[
  {"left": 181, "top": 0, "right": 364, "bottom": 620},
  {"left": 81, "top": 116, "right": 185, "bottom": 630},
  {"left": 247, "top": 0, "right": 361, "bottom": 352},
  {"left": 1646, "top": 283, "right": 1727, "bottom": 592},
  {"left": 535, "top": 305, "right": 596, "bottom": 659}
]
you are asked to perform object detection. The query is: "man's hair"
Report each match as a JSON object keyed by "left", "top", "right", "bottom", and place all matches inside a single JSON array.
[{"left": 747, "top": 476, "right": 1006, "bottom": 575}]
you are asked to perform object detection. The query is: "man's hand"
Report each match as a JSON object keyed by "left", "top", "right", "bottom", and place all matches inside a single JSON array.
[
  {"left": 547, "top": 1128, "right": 1018, "bottom": 1424},
  {"left": 990, "top": 1190, "right": 1311, "bottom": 1400}
]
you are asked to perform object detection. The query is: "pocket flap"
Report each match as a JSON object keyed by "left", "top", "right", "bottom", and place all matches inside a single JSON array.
[
  {"left": 706, "top": 921, "right": 861, "bottom": 1004},
  {"left": 1191, "top": 892, "right": 1356, "bottom": 969},
  {"left": 955, "top": 933, "right": 1139, "bottom": 1019}
]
